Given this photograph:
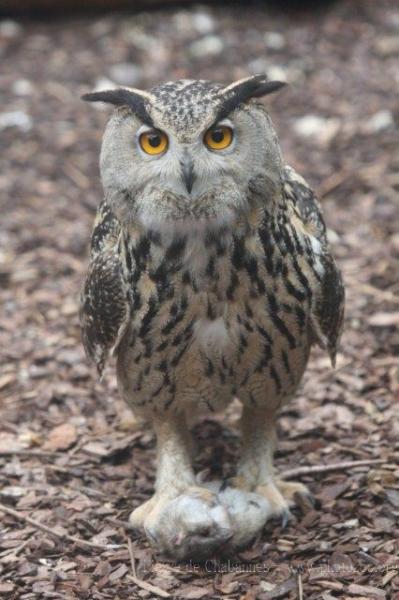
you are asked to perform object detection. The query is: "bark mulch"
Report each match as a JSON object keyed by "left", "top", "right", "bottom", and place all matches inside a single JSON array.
[{"left": 0, "top": 1, "right": 398, "bottom": 598}]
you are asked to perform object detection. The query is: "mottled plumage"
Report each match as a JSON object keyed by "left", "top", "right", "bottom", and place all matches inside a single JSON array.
[
  {"left": 80, "top": 76, "right": 344, "bottom": 559},
  {"left": 81, "top": 166, "right": 343, "bottom": 409}
]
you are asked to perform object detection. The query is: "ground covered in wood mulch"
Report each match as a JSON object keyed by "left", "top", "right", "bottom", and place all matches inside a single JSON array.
[{"left": 0, "top": 1, "right": 398, "bottom": 598}]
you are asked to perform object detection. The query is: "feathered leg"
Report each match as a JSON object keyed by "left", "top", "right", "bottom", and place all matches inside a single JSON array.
[
  {"left": 234, "top": 405, "right": 311, "bottom": 525},
  {"left": 129, "top": 411, "right": 234, "bottom": 559}
]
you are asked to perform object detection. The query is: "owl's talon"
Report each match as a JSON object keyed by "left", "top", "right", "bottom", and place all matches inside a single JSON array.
[
  {"left": 280, "top": 508, "right": 291, "bottom": 529},
  {"left": 254, "top": 483, "right": 290, "bottom": 519},
  {"left": 276, "top": 480, "right": 315, "bottom": 512},
  {"left": 144, "top": 526, "right": 159, "bottom": 545},
  {"left": 299, "top": 491, "right": 317, "bottom": 510},
  {"left": 129, "top": 496, "right": 157, "bottom": 530},
  {"left": 219, "top": 478, "right": 229, "bottom": 492}
]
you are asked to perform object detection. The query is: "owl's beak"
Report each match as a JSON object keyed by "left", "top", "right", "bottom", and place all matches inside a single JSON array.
[{"left": 180, "top": 155, "right": 195, "bottom": 194}]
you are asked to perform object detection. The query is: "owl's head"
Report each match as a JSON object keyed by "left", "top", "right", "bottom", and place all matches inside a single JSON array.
[{"left": 83, "top": 75, "right": 285, "bottom": 232}]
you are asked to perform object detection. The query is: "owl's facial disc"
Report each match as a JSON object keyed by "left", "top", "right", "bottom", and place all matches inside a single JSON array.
[{"left": 98, "top": 77, "right": 285, "bottom": 231}]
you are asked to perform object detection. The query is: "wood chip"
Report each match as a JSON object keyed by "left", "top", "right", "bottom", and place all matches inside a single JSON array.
[
  {"left": 126, "top": 575, "right": 171, "bottom": 598},
  {"left": 347, "top": 583, "right": 386, "bottom": 598},
  {"left": 43, "top": 423, "right": 77, "bottom": 451},
  {"left": 368, "top": 312, "right": 399, "bottom": 327}
]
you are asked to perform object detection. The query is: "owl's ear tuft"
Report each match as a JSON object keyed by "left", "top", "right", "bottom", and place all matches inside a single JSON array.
[
  {"left": 81, "top": 88, "right": 154, "bottom": 126},
  {"left": 217, "top": 75, "right": 286, "bottom": 120}
]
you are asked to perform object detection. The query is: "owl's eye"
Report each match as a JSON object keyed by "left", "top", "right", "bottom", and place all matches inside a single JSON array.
[
  {"left": 139, "top": 130, "right": 168, "bottom": 155},
  {"left": 204, "top": 125, "right": 233, "bottom": 151}
]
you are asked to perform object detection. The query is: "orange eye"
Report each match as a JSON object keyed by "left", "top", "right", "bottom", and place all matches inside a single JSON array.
[
  {"left": 139, "top": 130, "right": 168, "bottom": 155},
  {"left": 204, "top": 125, "right": 233, "bottom": 151}
]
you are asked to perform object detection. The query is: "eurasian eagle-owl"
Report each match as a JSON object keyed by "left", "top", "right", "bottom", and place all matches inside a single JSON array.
[{"left": 80, "top": 75, "right": 344, "bottom": 559}]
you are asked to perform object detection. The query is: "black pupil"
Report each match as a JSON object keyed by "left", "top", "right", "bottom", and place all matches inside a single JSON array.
[
  {"left": 211, "top": 128, "right": 225, "bottom": 143},
  {"left": 148, "top": 133, "right": 161, "bottom": 148}
]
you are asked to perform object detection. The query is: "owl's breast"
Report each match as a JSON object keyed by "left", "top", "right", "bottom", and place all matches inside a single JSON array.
[{"left": 116, "top": 220, "right": 317, "bottom": 414}]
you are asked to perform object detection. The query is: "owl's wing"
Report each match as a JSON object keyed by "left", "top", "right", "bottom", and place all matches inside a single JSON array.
[
  {"left": 79, "top": 201, "right": 130, "bottom": 376},
  {"left": 283, "top": 165, "right": 345, "bottom": 366}
]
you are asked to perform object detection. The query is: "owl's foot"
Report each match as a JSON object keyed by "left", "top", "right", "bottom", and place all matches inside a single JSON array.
[
  {"left": 276, "top": 479, "right": 315, "bottom": 509},
  {"left": 254, "top": 482, "right": 291, "bottom": 527},
  {"left": 129, "top": 484, "right": 274, "bottom": 560},
  {"left": 253, "top": 479, "right": 314, "bottom": 527},
  {"left": 131, "top": 486, "right": 234, "bottom": 560},
  {"left": 129, "top": 496, "right": 158, "bottom": 530},
  {"left": 227, "top": 475, "right": 290, "bottom": 517},
  {"left": 217, "top": 485, "right": 272, "bottom": 551}
]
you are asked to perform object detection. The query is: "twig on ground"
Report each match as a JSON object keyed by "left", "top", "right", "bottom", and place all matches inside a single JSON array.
[
  {"left": 126, "top": 529, "right": 172, "bottom": 597},
  {"left": 0, "top": 449, "right": 63, "bottom": 458},
  {"left": 0, "top": 503, "right": 123, "bottom": 551},
  {"left": 66, "top": 483, "right": 108, "bottom": 498},
  {"left": 0, "top": 534, "right": 33, "bottom": 560},
  {"left": 46, "top": 464, "right": 88, "bottom": 477},
  {"left": 126, "top": 575, "right": 170, "bottom": 598},
  {"left": 280, "top": 458, "right": 388, "bottom": 480},
  {"left": 0, "top": 450, "right": 100, "bottom": 469},
  {"left": 127, "top": 536, "right": 137, "bottom": 578},
  {"left": 332, "top": 443, "right": 371, "bottom": 459},
  {"left": 298, "top": 574, "right": 304, "bottom": 600}
]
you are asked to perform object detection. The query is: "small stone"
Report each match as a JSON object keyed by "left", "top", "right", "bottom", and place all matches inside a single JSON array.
[
  {"left": 0, "top": 486, "right": 26, "bottom": 498},
  {"left": 93, "top": 77, "right": 117, "bottom": 92},
  {"left": 12, "top": 79, "right": 34, "bottom": 96},
  {"left": 374, "top": 36, "right": 399, "bottom": 56},
  {"left": 293, "top": 115, "right": 340, "bottom": 145},
  {"left": 249, "top": 60, "right": 290, "bottom": 81},
  {"left": 109, "top": 63, "right": 142, "bottom": 86},
  {"left": 366, "top": 110, "right": 394, "bottom": 133},
  {"left": 192, "top": 11, "right": 215, "bottom": 34},
  {"left": 267, "top": 65, "right": 289, "bottom": 82},
  {"left": 0, "top": 20, "right": 22, "bottom": 38},
  {"left": 0, "top": 111, "right": 32, "bottom": 132},
  {"left": 264, "top": 31, "right": 285, "bottom": 50},
  {"left": 190, "top": 35, "right": 224, "bottom": 57}
]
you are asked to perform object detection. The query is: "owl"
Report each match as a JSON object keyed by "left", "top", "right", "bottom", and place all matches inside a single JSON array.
[{"left": 80, "top": 75, "right": 344, "bottom": 560}]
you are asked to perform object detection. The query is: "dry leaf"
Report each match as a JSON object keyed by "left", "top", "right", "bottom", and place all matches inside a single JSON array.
[
  {"left": 43, "top": 423, "right": 77, "bottom": 451},
  {"left": 180, "top": 586, "right": 211, "bottom": 599},
  {"left": 66, "top": 495, "right": 93, "bottom": 512},
  {"left": 0, "top": 583, "right": 15, "bottom": 594},
  {"left": 347, "top": 583, "right": 386, "bottom": 598},
  {"left": 260, "top": 577, "right": 296, "bottom": 599},
  {"left": 386, "top": 489, "right": 399, "bottom": 507},
  {"left": 368, "top": 312, "right": 399, "bottom": 327}
]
